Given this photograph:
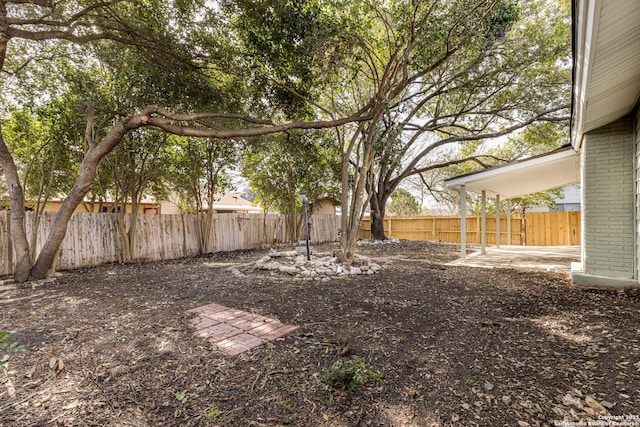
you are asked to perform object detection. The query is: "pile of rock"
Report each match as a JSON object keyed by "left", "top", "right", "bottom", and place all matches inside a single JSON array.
[
  {"left": 357, "top": 237, "right": 400, "bottom": 246},
  {"left": 253, "top": 249, "right": 385, "bottom": 279}
]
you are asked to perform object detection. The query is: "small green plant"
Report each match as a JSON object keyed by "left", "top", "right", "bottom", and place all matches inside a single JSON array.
[
  {"left": 319, "top": 355, "right": 383, "bottom": 393},
  {"left": 391, "top": 335, "right": 406, "bottom": 345},
  {"left": 194, "top": 294, "right": 205, "bottom": 303},
  {"left": 205, "top": 404, "right": 225, "bottom": 421},
  {"left": 464, "top": 376, "right": 481, "bottom": 387},
  {"left": 0, "top": 331, "right": 27, "bottom": 366}
]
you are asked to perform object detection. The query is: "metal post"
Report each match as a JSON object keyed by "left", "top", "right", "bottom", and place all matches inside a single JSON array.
[
  {"left": 300, "top": 190, "right": 311, "bottom": 261},
  {"left": 496, "top": 194, "right": 501, "bottom": 248},
  {"left": 507, "top": 200, "right": 512, "bottom": 245},
  {"left": 460, "top": 185, "right": 466, "bottom": 262},
  {"left": 481, "top": 190, "right": 486, "bottom": 254}
]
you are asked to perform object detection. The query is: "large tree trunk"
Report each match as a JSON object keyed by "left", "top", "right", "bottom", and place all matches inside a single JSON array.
[
  {"left": 127, "top": 200, "right": 140, "bottom": 261},
  {"left": 0, "top": 130, "right": 31, "bottom": 282},
  {"left": 114, "top": 208, "right": 131, "bottom": 263},
  {"left": 30, "top": 112, "right": 148, "bottom": 279},
  {"left": 370, "top": 211, "right": 386, "bottom": 240},
  {"left": 0, "top": 9, "right": 31, "bottom": 281},
  {"left": 197, "top": 210, "right": 215, "bottom": 253},
  {"left": 338, "top": 119, "right": 377, "bottom": 263},
  {"left": 369, "top": 191, "right": 389, "bottom": 241}
]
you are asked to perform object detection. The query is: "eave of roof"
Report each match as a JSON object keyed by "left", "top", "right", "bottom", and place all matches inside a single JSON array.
[
  {"left": 444, "top": 145, "right": 580, "bottom": 199},
  {"left": 571, "top": 0, "right": 640, "bottom": 148}
]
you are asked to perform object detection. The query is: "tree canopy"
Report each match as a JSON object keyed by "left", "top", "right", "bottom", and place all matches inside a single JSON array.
[
  {"left": 388, "top": 188, "right": 421, "bottom": 216},
  {"left": 0, "top": 0, "right": 370, "bottom": 280},
  {"left": 0, "top": 0, "right": 572, "bottom": 280},
  {"left": 360, "top": 0, "right": 571, "bottom": 238}
]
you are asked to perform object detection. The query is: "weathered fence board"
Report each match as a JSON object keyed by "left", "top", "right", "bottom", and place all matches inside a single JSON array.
[
  {"left": 0, "top": 211, "right": 11, "bottom": 276},
  {"left": 0, "top": 212, "right": 340, "bottom": 277},
  {"left": 310, "top": 214, "right": 340, "bottom": 243}
]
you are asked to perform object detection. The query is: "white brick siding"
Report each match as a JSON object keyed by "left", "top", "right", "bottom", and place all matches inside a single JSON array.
[{"left": 582, "top": 117, "right": 635, "bottom": 279}]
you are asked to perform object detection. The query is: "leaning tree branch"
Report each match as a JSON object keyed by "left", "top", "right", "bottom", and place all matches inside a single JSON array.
[
  {"left": 140, "top": 105, "right": 373, "bottom": 139},
  {"left": 154, "top": 108, "right": 276, "bottom": 126}
]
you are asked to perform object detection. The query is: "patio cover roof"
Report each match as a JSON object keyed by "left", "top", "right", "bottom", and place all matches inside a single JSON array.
[{"left": 444, "top": 145, "right": 580, "bottom": 199}]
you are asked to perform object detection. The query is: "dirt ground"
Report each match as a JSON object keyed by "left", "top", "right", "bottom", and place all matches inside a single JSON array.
[{"left": 1, "top": 241, "right": 640, "bottom": 427}]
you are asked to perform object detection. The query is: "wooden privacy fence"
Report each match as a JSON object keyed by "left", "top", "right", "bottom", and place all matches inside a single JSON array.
[
  {"left": 524, "top": 211, "right": 581, "bottom": 246},
  {"left": 359, "top": 211, "right": 581, "bottom": 246},
  {"left": 0, "top": 212, "right": 340, "bottom": 277},
  {"left": 359, "top": 215, "right": 524, "bottom": 245},
  {"left": 0, "top": 211, "right": 579, "bottom": 276}
]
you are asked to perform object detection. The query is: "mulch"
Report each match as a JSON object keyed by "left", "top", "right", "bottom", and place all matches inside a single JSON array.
[{"left": 1, "top": 241, "right": 639, "bottom": 426}]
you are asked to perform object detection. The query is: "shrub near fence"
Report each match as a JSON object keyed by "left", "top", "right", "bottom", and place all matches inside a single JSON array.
[{"left": 0, "top": 212, "right": 341, "bottom": 277}]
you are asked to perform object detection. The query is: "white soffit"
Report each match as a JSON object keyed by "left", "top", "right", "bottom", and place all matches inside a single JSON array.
[
  {"left": 573, "top": 0, "right": 640, "bottom": 147},
  {"left": 445, "top": 147, "right": 580, "bottom": 199}
]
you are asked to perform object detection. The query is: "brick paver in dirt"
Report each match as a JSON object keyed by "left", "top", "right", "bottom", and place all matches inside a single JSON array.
[{"left": 187, "top": 303, "right": 299, "bottom": 356}]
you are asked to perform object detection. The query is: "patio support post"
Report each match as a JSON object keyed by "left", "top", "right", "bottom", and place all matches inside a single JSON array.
[
  {"left": 481, "top": 190, "right": 486, "bottom": 254},
  {"left": 496, "top": 194, "right": 501, "bottom": 248},
  {"left": 460, "top": 185, "right": 466, "bottom": 262},
  {"left": 506, "top": 200, "right": 512, "bottom": 245}
]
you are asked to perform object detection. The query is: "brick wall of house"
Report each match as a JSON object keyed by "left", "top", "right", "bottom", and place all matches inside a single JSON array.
[{"left": 582, "top": 117, "right": 635, "bottom": 279}]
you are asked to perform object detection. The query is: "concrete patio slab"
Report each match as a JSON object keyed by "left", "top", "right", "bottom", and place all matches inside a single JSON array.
[
  {"left": 446, "top": 245, "right": 580, "bottom": 273},
  {"left": 187, "top": 303, "right": 299, "bottom": 356}
]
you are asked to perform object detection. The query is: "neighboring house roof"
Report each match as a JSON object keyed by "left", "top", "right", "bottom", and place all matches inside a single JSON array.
[
  {"left": 202, "top": 192, "right": 261, "bottom": 213},
  {"left": 571, "top": 0, "right": 640, "bottom": 147},
  {"left": 444, "top": 145, "right": 580, "bottom": 198},
  {"left": 4, "top": 191, "right": 261, "bottom": 214},
  {"left": 40, "top": 195, "right": 159, "bottom": 205}
]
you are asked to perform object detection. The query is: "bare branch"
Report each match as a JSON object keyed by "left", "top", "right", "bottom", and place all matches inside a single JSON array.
[
  {"left": 7, "top": 1, "right": 124, "bottom": 26},
  {"left": 5, "top": 0, "right": 51, "bottom": 5},
  {"left": 0, "top": 53, "right": 57, "bottom": 75},
  {"left": 394, "top": 104, "right": 570, "bottom": 186},
  {"left": 262, "top": 78, "right": 334, "bottom": 117},
  {"left": 411, "top": 154, "right": 508, "bottom": 176},
  {"left": 85, "top": 104, "right": 96, "bottom": 150}
]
